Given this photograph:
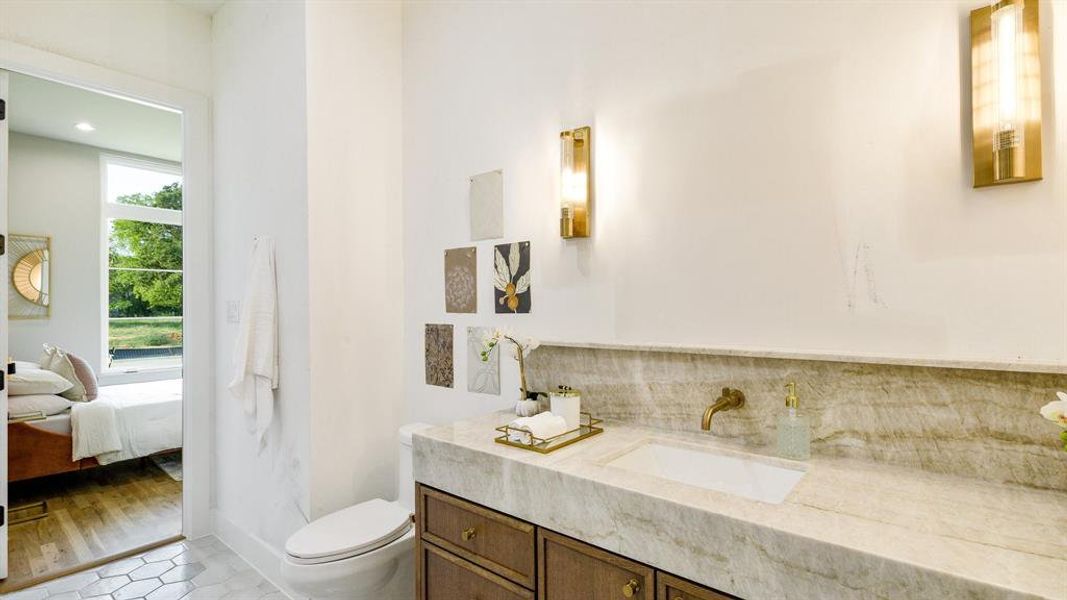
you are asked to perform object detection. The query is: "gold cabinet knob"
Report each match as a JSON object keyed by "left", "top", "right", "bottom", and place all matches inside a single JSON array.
[
  {"left": 622, "top": 578, "right": 640, "bottom": 597},
  {"left": 461, "top": 527, "right": 477, "bottom": 541}
]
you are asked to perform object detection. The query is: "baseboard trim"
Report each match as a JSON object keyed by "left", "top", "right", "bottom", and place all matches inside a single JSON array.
[{"left": 211, "top": 509, "right": 301, "bottom": 600}]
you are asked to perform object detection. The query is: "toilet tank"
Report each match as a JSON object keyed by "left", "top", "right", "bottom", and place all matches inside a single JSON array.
[{"left": 397, "top": 423, "right": 433, "bottom": 512}]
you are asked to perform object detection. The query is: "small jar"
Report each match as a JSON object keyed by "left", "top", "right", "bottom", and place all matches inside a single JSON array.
[{"left": 549, "top": 386, "right": 582, "bottom": 431}]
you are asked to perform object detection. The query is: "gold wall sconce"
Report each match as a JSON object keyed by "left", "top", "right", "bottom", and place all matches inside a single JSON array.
[
  {"left": 971, "top": 0, "right": 1042, "bottom": 187},
  {"left": 560, "top": 126, "right": 591, "bottom": 238}
]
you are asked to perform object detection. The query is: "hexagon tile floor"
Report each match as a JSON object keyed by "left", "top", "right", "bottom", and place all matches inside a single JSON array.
[{"left": 4, "top": 536, "right": 286, "bottom": 600}]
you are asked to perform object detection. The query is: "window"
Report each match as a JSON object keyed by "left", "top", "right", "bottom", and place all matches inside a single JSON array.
[
  {"left": 102, "top": 156, "right": 183, "bottom": 371},
  {"left": 106, "top": 162, "right": 184, "bottom": 209}
]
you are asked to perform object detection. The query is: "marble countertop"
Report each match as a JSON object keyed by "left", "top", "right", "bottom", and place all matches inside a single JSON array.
[{"left": 413, "top": 411, "right": 1067, "bottom": 600}]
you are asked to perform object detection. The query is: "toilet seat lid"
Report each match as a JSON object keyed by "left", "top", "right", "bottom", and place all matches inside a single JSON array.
[{"left": 285, "top": 498, "right": 412, "bottom": 562}]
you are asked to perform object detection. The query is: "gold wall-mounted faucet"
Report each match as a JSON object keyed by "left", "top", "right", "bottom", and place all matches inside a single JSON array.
[{"left": 701, "top": 387, "right": 746, "bottom": 431}]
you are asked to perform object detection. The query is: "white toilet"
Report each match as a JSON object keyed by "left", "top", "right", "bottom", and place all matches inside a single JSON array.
[{"left": 280, "top": 423, "right": 432, "bottom": 599}]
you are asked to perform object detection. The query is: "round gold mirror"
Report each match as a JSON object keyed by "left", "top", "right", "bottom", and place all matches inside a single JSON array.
[{"left": 13, "top": 249, "right": 49, "bottom": 306}]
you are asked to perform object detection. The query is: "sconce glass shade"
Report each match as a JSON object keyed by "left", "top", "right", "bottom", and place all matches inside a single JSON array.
[
  {"left": 971, "top": 0, "right": 1042, "bottom": 187},
  {"left": 560, "top": 126, "right": 591, "bottom": 238}
]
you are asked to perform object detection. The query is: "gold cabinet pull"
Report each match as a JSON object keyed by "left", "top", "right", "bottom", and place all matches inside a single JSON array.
[
  {"left": 461, "top": 527, "right": 477, "bottom": 541},
  {"left": 622, "top": 578, "right": 640, "bottom": 597}
]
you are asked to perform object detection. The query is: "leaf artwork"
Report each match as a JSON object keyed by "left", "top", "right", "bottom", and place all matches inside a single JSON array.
[
  {"left": 493, "top": 241, "right": 531, "bottom": 314},
  {"left": 509, "top": 243, "right": 520, "bottom": 279},
  {"left": 514, "top": 271, "right": 530, "bottom": 294},
  {"left": 494, "top": 248, "right": 511, "bottom": 291}
]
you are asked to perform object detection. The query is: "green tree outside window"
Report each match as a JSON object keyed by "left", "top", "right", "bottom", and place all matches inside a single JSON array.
[{"left": 108, "top": 183, "right": 183, "bottom": 355}]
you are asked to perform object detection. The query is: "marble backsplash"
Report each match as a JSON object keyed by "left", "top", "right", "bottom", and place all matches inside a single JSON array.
[{"left": 526, "top": 345, "right": 1067, "bottom": 492}]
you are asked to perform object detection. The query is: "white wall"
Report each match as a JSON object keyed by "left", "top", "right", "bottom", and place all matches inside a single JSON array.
[
  {"left": 305, "top": 0, "right": 405, "bottom": 520},
  {"left": 212, "top": 1, "right": 407, "bottom": 584},
  {"left": 213, "top": 2, "right": 407, "bottom": 573},
  {"left": 8, "top": 133, "right": 103, "bottom": 368},
  {"left": 403, "top": 1, "right": 1067, "bottom": 424},
  {"left": 211, "top": 0, "right": 312, "bottom": 572},
  {"left": 0, "top": 0, "right": 212, "bottom": 96}
]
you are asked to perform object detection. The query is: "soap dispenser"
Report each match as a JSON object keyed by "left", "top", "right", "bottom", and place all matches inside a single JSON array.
[{"left": 777, "top": 382, "right": 811, "bottom": 460}]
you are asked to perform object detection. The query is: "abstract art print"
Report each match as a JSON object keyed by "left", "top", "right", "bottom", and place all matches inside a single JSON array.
[
  {"left": 466, "top": 326, "right": 500, "bottom": 395},
  {"left": 469, "top": 170, "right": 503, "bottom": 241},
  {"left": 425, "top": 324, "right": 454, "bottom": 388},
  {"left": 444, "top": 247, "right": 477, "bottom": 313},
  {"left": 493, "top": 241, "right": 531, "bottom": 314},
  {"left": 9, "top": 234, "right": 52, "bottom": 320}
]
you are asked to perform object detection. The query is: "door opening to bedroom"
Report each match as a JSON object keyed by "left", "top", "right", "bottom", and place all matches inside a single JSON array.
[{"left": 0, "top": 70, "right": 185, "bottom": 593}]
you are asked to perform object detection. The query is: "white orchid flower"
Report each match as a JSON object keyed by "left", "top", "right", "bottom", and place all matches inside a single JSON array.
[
  {"left": 478, "top": 328, "right": 537, "bottom": 400},
  {"left": 1039, "top": 392, "right": 1067, "bottom": 428}
]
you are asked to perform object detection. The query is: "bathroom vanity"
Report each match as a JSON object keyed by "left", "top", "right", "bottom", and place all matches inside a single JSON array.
[
  {"left": 415, "top": 484, "right": 730, "bottom": 599},
  {"left": 413, "top": 412, "right": 1067, "bottom": 600}
]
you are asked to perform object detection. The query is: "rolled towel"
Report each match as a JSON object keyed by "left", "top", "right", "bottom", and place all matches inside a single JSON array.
[{"left": 507, "top": 412, "right": 569, "bottom": 445}]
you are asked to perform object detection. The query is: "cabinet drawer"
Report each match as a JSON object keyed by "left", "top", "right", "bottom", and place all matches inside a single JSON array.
[
  {"left": 657, "top": 573, "right": 735, "bottom": 600},
  {"left": 417, "top": 485, "right": 536, "bottom": 588},
  {"left": 537, "top": 529, "right": 654, "bottom": 600},
  {"left": 421, "top": 542, "right": 534, "bottom": 600}
]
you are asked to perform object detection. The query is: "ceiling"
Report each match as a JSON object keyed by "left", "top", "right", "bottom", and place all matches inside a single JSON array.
[{"left": 7, "top": 72, "right": 182, "bottom": 163}]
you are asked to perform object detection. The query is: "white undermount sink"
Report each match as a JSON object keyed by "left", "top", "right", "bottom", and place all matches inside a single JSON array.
[{"left": 605, "top": 441, "right": 806, "bottom": 504}]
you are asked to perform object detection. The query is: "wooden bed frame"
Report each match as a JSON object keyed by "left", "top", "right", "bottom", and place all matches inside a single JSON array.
[
  {"left": 8, "top": 421, "right": 98, "bottom": 482},
  {"left": 8, "top": 420, "right": 182, "bottom": 483}
]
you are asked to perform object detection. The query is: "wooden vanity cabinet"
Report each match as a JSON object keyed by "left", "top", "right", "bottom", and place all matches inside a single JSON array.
[
  {"left": 538, "top": 529, "right": 654, "bottom": 600},
  {"left": 417, "top": 485, "right": 536, "bottom": 588},
  {"left": 421, "top": 542, "right": 534, "bottom": 600},
  {"left": 415, "top": 484, "right": 735, "bottom": 600}
]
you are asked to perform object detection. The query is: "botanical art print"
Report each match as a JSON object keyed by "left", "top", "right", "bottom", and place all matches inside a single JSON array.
[
  {"left": 469, "top": 170, "right": 504, "bottom": 241},
  {"left": 493, "top": 241, "right": 531, "bottom": 314},
  {"left": 425, "top": 324, "right": 454, "bottom": 388},
  {"left": 444, "top": 247, "right": 477, "bottom": 313},
  {"left": 467, "top": 326, "right": 500, "bottom": 395}
]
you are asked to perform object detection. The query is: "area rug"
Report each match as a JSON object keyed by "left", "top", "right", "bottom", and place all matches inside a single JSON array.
[{"left": 150, "top": 451, "right": 183, "bottom": 481}]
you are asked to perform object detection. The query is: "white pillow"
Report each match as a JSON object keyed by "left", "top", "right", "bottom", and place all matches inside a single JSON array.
[
  {"left": 9, "top": 367, "right": 74, "bottom": 396},
  {"left": 47, "top": 352, "right": 88, "bottom": 402},
  {"left": 39, "top": 344, "right": 59, "bottom": 370},
  {"left": 9, "top": 394, "right": 72, "bottom": 417}
]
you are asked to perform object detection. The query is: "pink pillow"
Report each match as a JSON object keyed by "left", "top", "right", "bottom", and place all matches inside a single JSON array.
[{"left": 65, "top": 352, "right": 99, "bottom": 401}]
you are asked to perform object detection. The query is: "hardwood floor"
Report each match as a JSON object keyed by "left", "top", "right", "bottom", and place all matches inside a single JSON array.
[{"left": 1, "top": 458, "right": 182, "bottom": 593}]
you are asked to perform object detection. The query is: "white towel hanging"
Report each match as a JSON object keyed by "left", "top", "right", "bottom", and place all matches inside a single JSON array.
[{"left": 228, "top": 236, "right": 279, "bottom": 446}]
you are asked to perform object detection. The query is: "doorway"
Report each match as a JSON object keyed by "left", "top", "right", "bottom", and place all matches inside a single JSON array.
[{"left": 0, "top": 69, "right": 187, "bottom": 593}]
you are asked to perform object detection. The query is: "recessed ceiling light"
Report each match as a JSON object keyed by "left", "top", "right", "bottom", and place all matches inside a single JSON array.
[{"left": 74, "top": 122, "right": 95, "bottom": 132}]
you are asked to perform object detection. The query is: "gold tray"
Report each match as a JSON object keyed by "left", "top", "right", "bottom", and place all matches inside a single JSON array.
[{"left": 494, "top": 412, "right": 603, "bottom": 454}]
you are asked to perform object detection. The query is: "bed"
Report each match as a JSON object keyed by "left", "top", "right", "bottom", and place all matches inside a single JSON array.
[{"left": 8, "top": 379, "right": 183, "bottom": 482}]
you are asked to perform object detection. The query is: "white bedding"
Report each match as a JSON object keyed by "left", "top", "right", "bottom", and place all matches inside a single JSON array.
[
  {"left": 72, "top": 400, "right": 122, "bottom": 460},
  {"left": 68, "top": 379, "right": 183, "bottom": 464}
]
